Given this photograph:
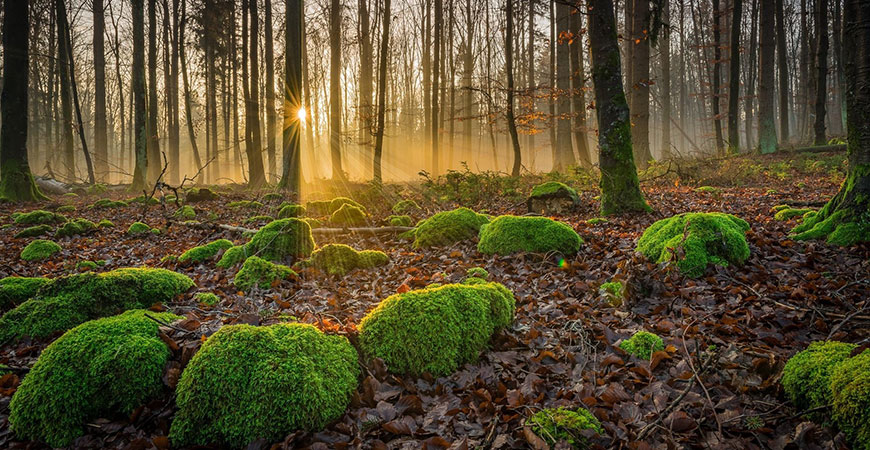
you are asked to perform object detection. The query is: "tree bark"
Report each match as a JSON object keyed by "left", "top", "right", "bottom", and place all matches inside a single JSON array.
[
  {"left": 814, "top": 0, "right": 829, "bottom": 145},
  {"left": 279, "top": 0, "right": 303, "bottom": 192},
  {"left": 712, "top": 0, "right": 724, "bottom": 155},
  {"left": 506, "top": 0, "right": 522, "bottom": 176},
  {"left": 570, "top": 5, "right": 591, "bottom": 168},
  {"left": 775, "top": 0, "right": 790, "bottom": 143},
  {"left": 373, "top": 0, "right": 392, "bottom": 183},
  {"left": 554, "top": 2, "right": 574, "bottom": 170},
  {"left": 727, "top": 0, "right": 742, "bottom": 153},
  {"left": 329, "top": 0, "right": 345, "bottom": 180},
  {"left": 265, "top": 0, "right": 277, "bottom": 181},
  {"left": 744, "top": 0, "right": 758, "bottom": 149},
  {"left": 630, "top": 0, "right": 653, "bottom": 167},
  {"left": 147, "top": 0, "right": 162, "bottom": 183},
  {"left": 661, "top": 0, "right": 672, "bottom": 157},
  {"left": 758, "top": 0, "right": 778, "bottom": 153},
  {"left": 55, "top": 0, "right": 75, "bottom": 181},
  {"left": 431, "top": 0, "right": 442, "bottom": 175},
  {"left": 131, "top": 0, "right": 149, "bottom": 190},
  {"left": 246, "top": 0, "right": 266, "bottom": 188},
  {"left": 93, "top": 0, "right": 108, "bottom": 181},
  {"left": 178, "top": 0, "right": 203, "bottom": 176}
]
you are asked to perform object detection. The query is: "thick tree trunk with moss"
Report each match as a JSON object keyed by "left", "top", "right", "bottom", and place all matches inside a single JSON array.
[
  {"left": 0, "top": 0, "right": 46, "bottom": 202},
  {"left": 791, "top": 0, "right": 870, "bottom": 245},
  {"left": 588, "top": 0, "right": 650, "bottom": 215}
]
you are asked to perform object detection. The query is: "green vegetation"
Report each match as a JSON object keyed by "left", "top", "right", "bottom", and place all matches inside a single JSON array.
[
  {"left": 408, "top": 207, "right": 490, "bottom": 248},
  {"left": 244, "top": 218, "right": 315, "bottom": 261},
  {"left": 227, "top": 200, "right": 264, "bottom": 209},
  {"left": 529, "top": 181, "right": 580, "bottom": 203},
  {"left": 478, "top": 215, "right": 582, "bottom": 256},
  {"left": 636, "top": 212, "right": 751, "bottom": 278},
  {"left": 243, "top": 214, "right": 274, "bottom": 224},
  {"left": 178, "top": 239, "right": 235, "bottom": 263},
  {"left": 830, "top": 350, "right": 870, "bottom": 449},
  {"left": 9, "top": 310, "right": 179, "bottom": 447},
  {"left": 0, "top": 267, "right": 193, "bottom": 343},
  {"left": 14, "top": 224, "right": 52, "bottom": 238},
  {"left": 774, "top": 207, "right": 814, "bottom": 221},
  {"left": 388, "top": 214, "right": 413, "bottom": 227},
  {"left": 185, "top": 187, "right": 218, "bottom": 202},
  {"left": 195, "top": 292, "right": 220, "bottom": 306},
  {"left": 358, "top": 282, "right": 515, "bottom": 376},
  {"left": 127, "top": 221, "right": 158, "bottom": 235},
  {"left": 466, "top": 267, "right": 489, "bottom": 279},
  {"left": 12, "top": 210, "right": 66, "bottom": 225},
  {"left": 0, "top": 277, "right": 49, "bottom": 310},
  {"left": 216, "top": 245, "right": 248, "bottom": 268},
  {"left": 86, "top": 183, "right": 108, "bottom": 195},
  {"left": 262, "top": 192, "right": 284, "bottom": 203},
  {"left": 126, "top": 195, "right": 160, "bottom": 205},
  {"left": 586, "top": 217, "right": 609, "bottom": 225},
  {"left": 233, "top": 256, "right": 295, "bottom": 292},
  {"left": 599, "top": 281, "right": 624, "bottom": 306},
  {"left": 75, "top": 260, "right": 104, "bottom": 271},
  {"left": 330, "top": 196, "right": 365, "bottom": 213},
  {"left": 392, "top": 199, "right": 421, "bottom": 215},
  {"left": 694, "top": 186, "right": 721, "bottom": 194},
  {"left": 305, "top": 200, "right": 332, "bottom": 216},
  {"left": 527, "top": 407, "right": 603, "bottom": 449},
  {"left": 97, "top": 219, "right": 114, "bottom": 228},
  {"left": 170, "top": 323, "right": 359, "bottom": 448},
  {"left": 309, "top": 244, "right": 389, "bottom": 276},
  {"left": 782, "top": 341, "right": 857, "bottom": 418},
  {"left": 56, "top": 205, "right": 76, "bottom": 213},
  {"left": 20, "top": 239, "right": 61, "bottom": 261},
  {"left": 174, "top": 205, "right": 196, "bottom": 219},
  {"left": 276, "top": 203, "right": 305, "bottom": 218},
  {"left": 330, "top": 203, "right": 367, "bottom": 226},
  {"left": 55, "top": 218, "right": 97, "bottom": 238},
  {"left": 619, "top": 331, "right": 665, "bottom": 360},
  {"left": 89, "top": 199, "right": 128, "bottom": 209}
]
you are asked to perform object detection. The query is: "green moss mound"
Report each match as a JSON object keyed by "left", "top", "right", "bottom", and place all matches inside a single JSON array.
[
  {"left": 774, "top": 207, "right": 814, "bottom": 221},
  {"left": 599, "top": 281, "right": 624, "bottom": 306},
  {"left": 97, "top": 219, "right": 114, "bottom": 228},
  {"left": 216, "top": 245, "right": 248, "bottom": 268},
  {"left": 305, "top": 200, "right": 332, "bottom": 216},
  {"left": 329, "top": 197, "right": 365, "bottom": 213},
  {"left": 782, "top": 341, "right": 857, "bottom": 418},
  {"left": 392, "top": 199, "right": 421, "bottom": 214},
  {"left": 478, "top": 215, "right": 582, "bottom": 256},
  {"left": 694, "top": 186, "right": 721, "bottom": 194},
  {"left": 179, "top": 239, "right": 235, "bottom": 263},
  {"left": 9, "top": 310, "right": 180, "bottom": 447},
  {"left": 14, "top": 224, "right": 52, "bottom": 238},
  {"left": 791, "top": 207, "right": 870, "bottom": 246},
  {"left": 86, "top": 183, "right": 108, "bottom": 195},
  {"left": 195, "top": 292, "right": 219, "bottom": 306},
  {"left": 126, "top": 195, "right": 160, "bottom": 205},
  {"left": 75, "top": 260, "right": 105, "bottom": 271},
  {"left": 12, "top": 210, "right": 67, "bottom": 225},
  {"left": 174, "top": 205, "right": 196, "bottom": 219},
  {"left": 527, "top": 407, "right": 603, "bottom": 449},
  {"left": 56, "top": 205, "right": 75, "bottom": 213},
  {"left": 636, "top": 212, "right": 751, "bottom": 278},
  {"left": 276, "top": 203, "right": 306, "bottom": 219},
  {"left": 55, "top": 218, "right": 97, "bottom": 238},
  {"left": 388, "top": 215, "right": 413, "bottom": 227},
  {"left": 309, "top": 244, "right": 389, "bottom": 276},
  {"left": 831, "top": 350, "right": 870, "bottom": 449},
  {"left": 262, "top": 192, "right": 284, "bottom": 203},
  {"left": 466, "top": 267, "right": 489, "bottom": 279},
  {"left": 127, "top": 221, "right": 157, "bottom": 235},
  {"left": 329, "top": 203, "right": 368, "bottom": 227},
  {"left": 244, "top": 218, "right": 315, "bottom": 262},
  {"left": 185, "top": 187, "right": 218, "bottom": 202},
  {"left": 409, "top": 207, "right": 490, "bottom": 248},
  {"left": 619, "top": 331, "right": 665, "bottom": 360},
  {"left": 227, "top": 200, "right": 264, "bottom": 209},
  {"left": 170, "top": 323, "right": 359, "bottom": 448},
  {"left": 0, "top": 267, "right": 193, "bottom": 343},
  {"left": 20, "top": 239, "right": 61, "bottom": 261},
  {"left": 586, "top": 217, "right": 609, "bottom": 225},
  {"left": 0, "top": 277, "right": 49, "bottom": 310},
  {"left": 358, "top": 282, "right": 515, "bottom": 376},
  {"left": 529, "top": 181, "right": 580, "bottom": 203},
  {"left": 233, "top": 256, "right": 295, "bottom": 292},
  {"left": 89, "top": 199, "right": 128, "bottom": 209},
  {"left": 243, "top": 214, "right": 274, "bottom": 224}
]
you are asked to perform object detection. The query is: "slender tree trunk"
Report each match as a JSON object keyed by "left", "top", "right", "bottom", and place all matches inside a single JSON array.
[
  {"left": 661, "top": 0, "right": 672, "bottom": 157},
  {"left": 554, "top": 2, "right": 574, "bottom": 170},
  {"left": 131, "top": 0, "right": 149, "bottom": 190},
  {"left": 744, "top": 0, "right": 758, "bottom": 148},
  {"left": 462, "top": 0, "right": 474, "bottom": 164},
  {"left": 549, "top": 0, "right": 556, "bottom": 168},
  {"left": 245, "top": 0, "right": 266, "bottom": 187},
  {"left": 727, "top": 0, "right": 742, "bottom": 153},
  {"left": 359, "top": 0, "right": 373, "bottom": 176},
  {"left": 55, "top": 0, "right": 75, "bottom": 181},
  {"left": 147, "top": 0, "right": 161, "bottom": 182},
  {"left": 431, "top": 0, "right": 442, "bottom": 175},
  {"left": 279, "top": 0, "right": 303, "bottom": 192},
  {"left": 712, "top": 0, "right": 724, "bottom": 155},
  {"left": 506, "top": 0, "right": 522, "bottom": 176},
  {"left": 832, "top": 0, "right": 846, "bottom": 133},
  {"left": 527, "top": 0, "right": 535, "bottom": 163},
  {"left": 570, "top": 5, "right": 591, "bottom": 167},
  {"left": 168, "top": 0, "right": 180, "bottom": 184},
  {"left": 373, "top": 0, "right": 392, "bottom": 183},
  {"left": 0, "top": 0, "right": 46, "bottom": 201},
  {"left": 814, "top": 0, "right": 829, "bottom": 145},
  {"left": 588, "top": 0, "right": 649, "bottom": 215},
  {"left": 775, "top": 0, "right": 790, "bottom": 143},
  {"left": 329, "top": 0, "right": 345, "bottom": 180},
  {"left": 179, "top": 0, "right": 202, "bottom": 174},
  {"left": 799, "top": 0, "right": 810, "bottom": 139},
  {"left": 630, "top": 0, "right": 653, "bottom": 166},
  {"left": 265, "top": 0, "right": 277, "bottom": 182},
  {"left": 93, "top": 0, "right": 108, "bottom": 180},
  {"left": 758, "top": 0, "right": 778, "bottom": 153}
]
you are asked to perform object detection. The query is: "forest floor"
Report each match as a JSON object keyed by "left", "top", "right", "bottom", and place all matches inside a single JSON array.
[{"left": 1, "top": 150, "right": 868, "bottom": 449}]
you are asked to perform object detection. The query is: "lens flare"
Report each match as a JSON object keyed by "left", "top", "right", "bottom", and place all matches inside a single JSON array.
[
  {"left": 296, "top": 107, "right": 306, "bottom": 124},
  {"left": 558, "top": 258, "right": 567, "bottom": 269}
]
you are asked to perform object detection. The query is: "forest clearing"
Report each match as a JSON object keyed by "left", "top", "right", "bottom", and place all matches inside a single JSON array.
[{"left": 1, "top": 0, "right": 870, "bottom": 449}]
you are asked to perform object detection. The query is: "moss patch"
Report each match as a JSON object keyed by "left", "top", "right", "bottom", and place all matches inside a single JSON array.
[
  {"left": 527, "top": 407, "right": 603, "bottom": 449},
  {"left": 0, "top": 267, "right": 193, "bottom": 343},
  {"left": 127, "top": 221, "right": 158, "bottom": 235},
  {"left": 599, "top": 281, "right": 624, "bottom": 306},
  {"left": 216, "top": 245, "right": 248, "bottom": 268},
  {"left": 173, "top": 205, "right": 196, "bottom": 219},
  {"left": 0, "top": 277, "right": 49, "bottom": 310},
  {"left": 9, "top": 310, "right": 180, "bottom": 447},
  {"left": 392, "top": 199, "right": 421, "bottom": 215},
  {"left": 409, "top": 207, "right": 490, "bottom": 248},
  {"left": 782, "top": 341, "right": 857, "bottom": 419},
  {"left": 529, "top": 181, "right": 580, "bottom": 203},
  {"left": 56, "top": 205, "right": 76, "bottom": 213},
  {"left": 55, "top": 218, "right": 97, "bottom": 238},
  {"left": 179, "top": 239, "right": 235, "bottom": 263},
  {"left": 195, "top": 292, "right": 219, "bottom": 306},
  {"left": 774, "top": 207, "right": 814, "bottom": 221},
  {"left": 388, "top": 215, "right": 413, "bottom": 227},
  {"left": 169, "top": 323, "right": 359, "bottom": 448},
  {"left": 309, "top": 244, "right": 389, "bottom": 276},
  {"left": 358, "top": 282, "right": 515, "bottom": 376},
  {"left": 831, "top": 349, "right": 870, "bottom": 449},
  {"left": 233, "top": 256, "right": 295, "bottom": 292},
  {"left": 636, "top": 212, "right": 751, "bottom": 278},
  {"left": 12, "top": 210, "right": 67, "bottom": 225},
  {"left": 244, "top": 218, "right": 315, "bottom": 262},
  {"left": 619, "top": 331, "right": 664, "bottom": 360},
  {"left": 694, "top": 186, "right": 722, "bottom": 194},
  {"left": 276, "top": 203, "right": 305, "bottom": 219},
  {"left": 466, "top": 267, "right": 489, "bottom": 279},
  {"left": 89, "top": 199, "right": 128, "bottom": 209},
  {"left": 97, "top": 219, "right": 115, "bottom": 228},
  {"left": 14, "top": 224, "right": 52, "bottom": 238},
  {"left": 227, "top": 200, "right": 264, "bottom": 209},
  {"left": 185, "top": 187, "right": 218, "bottom": 202},
  {"left": 478, "top": 215, "right": 582, "bottom": 256},
  {"left": 329, "top": 203, "right": 368, "bottom": 227},
  {"left": 20, "top": 239, "right": 61, "bottom": 261}
]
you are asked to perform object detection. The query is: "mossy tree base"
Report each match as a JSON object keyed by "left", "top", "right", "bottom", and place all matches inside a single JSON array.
[
  {"left": 790, "top": 166, "right": 870, "bottom": 246},
  {"left": 0, "top": 162, "right": 48, "bottom": 203}
]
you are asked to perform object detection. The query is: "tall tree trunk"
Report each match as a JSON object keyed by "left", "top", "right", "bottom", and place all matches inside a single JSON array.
[
  {"left": 279, "top": 0, "right": 303, "bottom": 192},
  {"left": 506, "top": 0, "right": 521, "bottom": 176},
  {"left": 246, "top": 0, "right": 266, "bottom": 187},
  {"left": 329, "top": 0, "right": 345, "bottom": 180},
  {"left": 93, "top": 0, "right": 108, "bottom": 180},
  {"left": 178, "top": 0, "right": 203, "bottom": 176},
  {"left": 60, "top": 0, "right": 96, "bottom": 184},
  {"left": 588, "top": 0, "right": 649, "bottom": 215},
  {"left": 775, "top": 0, "right": 790, "bottom": 143},
  {"left": 744, "top": 0, "right": 758, "bottom": 148},
  {"left": 661, "top": 0, "right": 672, "bottom": 157},
  {"left": 147, "top": 0, "right": 161, "bottom": 182},
  {"left": 548, "top": 0, "right": 556, "bottom": 168},
  {"left": 55, "top": 0, "right": 75, "bottom": 181},
  {"left": 462, "top": 0, "right": 474, "bottom": 165},
  {"left": 168, "top": 0, "right": 180, "bottom": 184},
  {"left": 431, "top": 0, "right": 442, "bottom": 175},
  {"left": 358, "top": 0, "right": 373, "bottom": 176},
  {"left": 832, "top": 0, "right": 846, "bottom": 133},
  {"left": 526, "top": 0, "right": 535, "bottom": 163},
  {"left": 799, "top": 0, "right": 810, "bottom": 139},
  {"left": 758, "top": 0, "right": 778, "bottom": 153},
  {"left": 711, "top": 0, "right": 724, "bottom": 155},
  {"left": 570, "top": 5, "right": 591, "bottom": 167},
  {"left": 131, "top": 0, "right": 149, "bottom": 190},
  {"left": 554, "top": 2, "right": 574, "bottom": 170},
  {"left": 373, "top": 0, "right": 392, "bottom": 183},
  {"left": 265, "top": 0, "right": 277, "bottom": 182},
  {"left": 630, "top": 0, "right": 653, "bottom": 167},
  {"left": 728, "top": 0, "right": 742, "bottom": 153},
  {"left": 0, "top": 0, "right": 46, "bottom": 201},
  {"left": 814, "top": 0, "right": 829, "bottom": 145}
]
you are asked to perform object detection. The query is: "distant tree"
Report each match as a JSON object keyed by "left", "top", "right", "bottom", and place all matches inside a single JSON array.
[
  {"left": 329, "top": 0, "right": 345, "bottom": 180},
  {"left": 758, "top": 0, "right": 777, "bottom": 153},
  {"left": 55, "top": 0, "right": 75, "bottom": 181},
  {"left": 264, "top": 0, "right": 277, "bottom": 181},
  {"left": 629, "top": 0, "right": 653, "bottom": 167},
  {"left": 711, "top": 0, "right": 724, "bottom": 154},
  {"left": 569, "top": 5, "right": 591, "bottom": 167},
  {"left": 147, "top": 0, "right": 161, "bottom": 182},
  {"left": 372, "top": 0, "right": 392, "bottom": 183},
  {"left": 775, "top": 0, "right": 789, "bottom": 143},
  {"left": 587, "top": 0, "right": 650, "bottom": 215},
  {"left": 93, "top": 0, "right": 108, "bottom": 180},
  {"left": 246, "top": 0, "right": 266, "bottom": 188},
  {"left": 553, "top": 2, "right": 574, "bottom": 170},
  {"left": 0, "top": 0, "right": 47, "bottom": 201}
]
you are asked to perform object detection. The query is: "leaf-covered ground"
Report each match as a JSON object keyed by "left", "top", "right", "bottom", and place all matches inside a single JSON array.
[{"left": 1, "top": 152, "right": 868, "bottom": 449}]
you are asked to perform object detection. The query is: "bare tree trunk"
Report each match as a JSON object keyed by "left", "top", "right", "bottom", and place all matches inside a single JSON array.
[
  {"left": 265, "top": 0, "right": 277, "bottom": 181},
  {"left": 168, "top": 0, "right": 180, "bottom": 184},
  {"left": 775, "top": 0, "right": 790, "bottom": 143},
  {"left": 548, "top": 0, "right": 556, "bottom": 168},
  {"left": 506, "top": 0, "right": 521, "bottom": 176},
  {"left": 526, "top": 0, "right": 535, "bottom": 164},
  {"left": 712, "top": 0, "right": 724, "bottom": 155},
  {"left": 661, "top": 0, "right": 672, "bottom": 157},
  {"left": 93, "top": 0, "right": 108, "bottom": 180},
  {"left": 131, "top": 0, "right": 149, "bottom": 190},
  {"left": 758, "top": 0, "right": 777, "bottom": 153},
  {"left": 554, "top": 2, "right": 574, "bottom": 170},
  {"left": 245, "top": 0, "right": 266, "bottom": 187},
  {"left": 744, "top": 0, "right": 758, "bottom": 148},
  {"left": 462, "top": 0, "right": 474, "bottom": 164},
  {"left": 373, "top": 0, "right": 392, "bottom": 183},
  {"left": 329, "top": 0, "right": 345, "bottom": 180},
  {"left": 431, "top": 0, "right": 442, "bottom": 175},
  {"left": 147, "top": 0, "right": 161, "bottom": 182},
  {"left": 279, "top": 0, "right": 303, "bottom": 192},
  {"left": 358, "top": 0, "right": 373, "bottom": 177},
  {"left": 55, "top": 0, "right": 75, "bottom": 181},
  {"left": 814, "top": 0, "right": 829, "bottom": 145},
  {"left": 630, "top": 0, "right": 653, "bottom": 166},
  {"left": 570, "top": 5, "right": 591, "bottom": 168},
  {"left": 727, "top": 0, "right": 742, "bottom": 153}
]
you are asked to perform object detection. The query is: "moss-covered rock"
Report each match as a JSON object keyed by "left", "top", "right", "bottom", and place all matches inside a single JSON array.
[
  {"left": 245, "top": 218, "right": 315, "bottom": 262},
  {"left": 358, "top": 250, "right": 390, "bottom": 268},
  {"left": 262, "top": 192, "right": 284, "bottom": 203},
  {"left": 0, "top": 267, "right": 193, "bottom": 343},
  {"left": 216, "top": 245, "right": 248, "bottom": 268},
  {"left": 309, "top": 244, "right": 389, "bottom": 276},
  {"left": 619, "top": 331, "right": 664, "bottom": 360},
  {"left": 55, "top": 218, "right": 97, "bottom": 238},
  {"left": 86, "top": 183, "right": 108, "bottom": 195},
  {"left": 9, "top": 310, "right": 180, "bottom": 447},
  {"left": 276, "top": 203, "right": 305, "bottom": 219},
  {"left": 56, "top": 205, "right": 76, "bottom": 213},
  {"left": 329, "top": 203, "right": 367, "bottom": 227},
  {"left": 408, "top": 207, "right": 490, "bottom": 248},
  {"left": 388, "top": 215, "right": 413, "bottom": 227},
  {"left": 227, "top": 200, "right": 264, "bottom": 209},
  {"left": 97, "top": 219, "right": 114, "bottom": 228},
  {"left": 527, "top": 181, "right": 580, "bottom": 215},
  {"left": 330, "top": 197, "right": 365, "bottom": 213},
  {"left": 20, "top": 239, "right": 61, "bottom": 261},
  {"left": 636, "top": 212, "right": 751, "bottom": 278},
  {"left": 75, "top": 260, "right": 105, "bottom": 271},
  {"left": 89, "top": 198, "right": 128, "bottom": 209},
  {"left": 830, "top": 349, "right": 870, "bottom": 449},
  {"left": 586, "top": 217, "right": 609, "bottom": 225},
  {"left": 466, "top": 267, "right": 489, "bottom": 279},
  {"left": 14, "top": 224, "right": 52, "bottom": 238},
  {"left": 126, "top": 195, "right": 160, "bottom": 205},
  {"left": 243, "top": 214, "right": 275, "bottom": 224},
  {"left": 12, "top": 210, "right": 67, "bottom": 225},
  {"left": 127, "top": 221, "right": 156, "bottom": 235},
  {"left": 694, "top": 186, "right": 721, "bottom": 194},
  {"left": 774, "top": 207, "right": 814, "bottom": 221},
  {"left": 526, "top": 407, "right": 603, "bottom": 449},
  {"left": 782, "top": 341, "right": 857, "bottom": 418},
  {"left": 179, "top": 239, "right": 235, "bottom": 264},
  {"left": 185, "top": 187, "right": 218, "bottom": 202},
  {"left": 170, "top": 323, "right": 359, "bottom": 448},
  {"left": 478, "top": 215, "right": 582, "bottom": 256},
  {"left": 233, "top": 256, "right": 295, "bottom": 292},
  {"left": 599, "top": 281, "right": 624, "bottom": 307},
  {"left": 195, "top": 292, "right": 219, "bottom": 306},
  {"left": 173, "top": 205, "right": 196, "bottom": 219},
  {"left": 392, "top": 199, "right": 421, "bottom": 215},
  {"left": 0, "top": 277, "right": 49, "bottom": 310},
  {"left": 305, "top": 200, "right": 332, "bottom": 217},
  {"left": 358, "top": 282, "right": 515, "bottom": 376}
]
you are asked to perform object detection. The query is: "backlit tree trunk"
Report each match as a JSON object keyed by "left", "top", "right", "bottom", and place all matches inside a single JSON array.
[
  {"left": 373, "top": 0, "right": 391, "bottom": 183},
  {"left": 329, "top": 0, "right": 345, "bottom": 180},
  {"left": 630, "top": 0, "right": 653, "bottom": 167},
  {"left": 279, "top": 0, "right": 303, "bottom": 192},
  {"left": 554, "top": 2, "right": 574, "bottom": 170},
  {"left": 147, "top": 0, "right": 161, "bottom": 183},
  {"left": 569, "top": 5, "right": 591, "bottom": 168}
]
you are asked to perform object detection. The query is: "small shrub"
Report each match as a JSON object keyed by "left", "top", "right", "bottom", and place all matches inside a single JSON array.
[
  {"left": 55, "top": 218, "right": 97, "bottom": 238},
  {"left": 9, "top": 310, "right": 179, "bottom": 447},
  {"left": 409, "top": 207, "right": 490, "bottom": 248},
  {"left": 329, "top": 203, "right": 367, "bottom": 227},
  {"left": 170, "top": 323, "right": 359, "bottom": 448},
  {"left": 619, "top": 331, "right": 664, "bottom": 360},
  {"left": 179, "top": 239, "right": 235, "bottom": 263},
  {"left": 358, "top": 282, "right": 515, "bottom": 376},
  {"left": 233, "top": 256, "right": 295, "bottom": 292},
  {"left": 13, "top": 210, "right": 66, "bottom": 225},
  {"left": 478, "top": 215, "right": 582, "bottom": 256},
  {"left": 0, "top": 277, "right": 49, "bottom": 310},
  {"left": 388, "top": 215, "right": 413, "bottom": 227},
  {"left": 173, "top": 205, "right": 196, "bottom": 219},
  {"left": 276, "top": 204, "right": 306, "bottom": 219},
  {"left": 830, "top": 350, "right": 870, "bottom": 449},
  {"left": 636, "top": 212, "right": 750, "bottom": 278},
  {"left": 526, "top": 407, "right": 603, "bottom": 449},
  {"left": 14, "top": 224, "right": 52, "bottom": 238},
  {"left": 782, "top": 341, "right": 857, "bottom": 417},
  {"left": 20, "top": 239, "right": 61, "bottom": 261}
]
